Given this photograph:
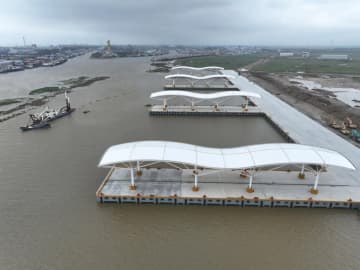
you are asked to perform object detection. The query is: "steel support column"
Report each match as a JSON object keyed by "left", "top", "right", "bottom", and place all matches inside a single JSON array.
[
  {"left": 246, "top": 174, "right": 255, "bottom": 193},
  {"left": 129, "top": 168, "right": 137, "bottom": 190},
  {"left": 298, "top": 164, "right": 305, "bottom": 179},
  {"left": 310, "top": 172, "right": 320, "bottom": 194}
]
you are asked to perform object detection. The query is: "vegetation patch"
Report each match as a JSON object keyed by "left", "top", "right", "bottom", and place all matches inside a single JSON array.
[
  {"left": 29, "top": 87, "right": 62, "bottom": 95},
  {"left": 29, "top": 76, "right": 110, "bottom": 95},
  {"left": 254, "top": 58, "right": 360, "bottom": 75},
  {"left": 69, "top": 76, "right": 110, "bottom": 89},
  {"left": 176, "top": 55, "right": 265, "bottom": 70},
  {"left": 0, "top": 99, "right": 21, "bottom": 106}
]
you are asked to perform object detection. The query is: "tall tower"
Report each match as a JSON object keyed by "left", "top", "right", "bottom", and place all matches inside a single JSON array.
[{"left": 106, "top": 40, "right": 112, "bottom": 54}]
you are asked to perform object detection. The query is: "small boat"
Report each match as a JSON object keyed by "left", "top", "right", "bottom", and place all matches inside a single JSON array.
[{"left": 20, "top": 122, "right": 51, "bottom": 131}]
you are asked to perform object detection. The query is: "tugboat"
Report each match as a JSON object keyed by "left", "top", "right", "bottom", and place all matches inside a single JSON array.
[{"left": 20, "top": 91, "right": 75, "bottom": 131}]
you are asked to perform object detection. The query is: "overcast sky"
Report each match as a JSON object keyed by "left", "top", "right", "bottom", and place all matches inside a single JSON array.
[{"left": 1, "top": 0, "right": 360, "bottom": 46}]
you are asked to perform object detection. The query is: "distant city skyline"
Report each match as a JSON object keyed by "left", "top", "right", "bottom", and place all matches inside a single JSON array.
[{"left": 1, "top": 0, "right": 360, "bottom": 46}]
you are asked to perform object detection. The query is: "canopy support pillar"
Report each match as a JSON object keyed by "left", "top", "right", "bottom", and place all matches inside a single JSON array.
[
  {"left": 136, "top": 161, "right": 142, "bottom": 176},
  {"left": 129, "top": 168, "right": 137, "bottom": 190},
  {"left": 246, "top": 173, "right": 255, "bottom": 193},
  {"left": 192, "top": 170, "right": 199, "bottom": 192},
  {"left": 310, "top": 171, "right": 320, "bottom": 194},
  {"left": 163, "top": 98, "right": 167, "bottom": 111},
  {"left": 244, "top": 98, "right": 249, "bottom": 112},
  {"left": 298, "top": 164, "right": 305, "bottom": 179}
]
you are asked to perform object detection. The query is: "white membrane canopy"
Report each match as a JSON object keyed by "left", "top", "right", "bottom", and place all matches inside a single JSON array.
[
  {"left": 171, "top": 66, "right": 224, "bottom": 71},
  {"left": 98, "top": 141, "right": 356, "bottom": 171},
  {"left": 150, "top": 90, "right": 261, "bottom": 100},
  {"left": 164, "top": 74, "right": 235, "bottom": 80}
]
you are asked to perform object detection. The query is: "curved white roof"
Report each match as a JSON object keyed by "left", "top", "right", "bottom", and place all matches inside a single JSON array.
[
  {"left": 98, "top": 141, "right": 356, "bottom": 170},
  {"left": 171, "top": 66, "right": 224, "bottom": 71},
  {"left": 150, "top": 90, "right": 261, "bottom": 100},
  {"left": 165, "top": 74, "right": 235, "bottom": 80}
]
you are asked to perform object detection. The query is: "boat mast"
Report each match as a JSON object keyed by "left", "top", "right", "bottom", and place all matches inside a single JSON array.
[{"left": 65, "top": 91, "right": 71, "bottom": 110}]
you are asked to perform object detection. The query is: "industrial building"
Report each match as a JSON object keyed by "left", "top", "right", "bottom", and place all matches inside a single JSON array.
[{"left": 318, "top": 54, "right": 350, "bottom": 60}]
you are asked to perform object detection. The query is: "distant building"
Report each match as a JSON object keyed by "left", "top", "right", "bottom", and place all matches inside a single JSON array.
[
  {"left": 279, "top": 52, "right": 294, "bottom": 57},
  {"left": 0, "top": 60, "right": 13, "bottom": 72},
  {"left": 102, "top": 40, "right": 117, "bottom": 58},
  {"left": 318, "top": 54, "right": 350, "bottom": 60},
  {"left": 302, "top": 52, "right": 310, "bottom": 58}
]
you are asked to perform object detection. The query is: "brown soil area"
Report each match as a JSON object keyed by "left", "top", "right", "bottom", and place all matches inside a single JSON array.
[{"left": 245, "top": 72, "right": 360, "bottom": 144}]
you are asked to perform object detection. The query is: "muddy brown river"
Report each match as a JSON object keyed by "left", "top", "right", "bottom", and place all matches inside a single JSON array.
[{"left": 0, "top": 55, "right": 359, "bottom": 270}]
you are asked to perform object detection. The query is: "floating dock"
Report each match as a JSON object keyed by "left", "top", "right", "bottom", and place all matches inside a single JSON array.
[
  {"left": 97, "top": 168, "right": 360, "bottom": 209},
  {"left": 96, "top": 69, "right": 360, "bottom": 209},
  {"left": 149, "top": 105, "right": 262, "bottom": 115}
]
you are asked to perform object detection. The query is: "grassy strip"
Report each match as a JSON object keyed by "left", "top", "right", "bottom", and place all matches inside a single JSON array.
[
  {"left": 176, "top": 55, "right": 264, "bottom": 70},
  {"left": 70, "top": 76, "right": 110, "bottom": 89},
  {"left": 60, "top": 76, "right": 88, "bottom": 85},
  {"left": 254, "top": 58, "right": 360, "bottom": 74},
  {"left": 0, "top": 99, "right": 21, "bottom": 106},
  {"left": 29, "top": 87, "right": 62, "bottom": 95}
]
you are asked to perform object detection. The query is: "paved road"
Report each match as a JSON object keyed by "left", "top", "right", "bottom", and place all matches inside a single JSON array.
[{"left": 224, "top": 70, "right": 360, "bottom": 186}]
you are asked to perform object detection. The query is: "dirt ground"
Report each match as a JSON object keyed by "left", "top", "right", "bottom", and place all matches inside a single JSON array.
[{"left": 245, "top": 72, "right": 360, "bottom": 145}]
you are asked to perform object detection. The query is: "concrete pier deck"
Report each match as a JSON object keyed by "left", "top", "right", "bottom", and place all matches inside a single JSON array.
[
  {"left": 149, "top": 105, "right": 262, "bottom": 116},
  {"left": 97, "top": 168, "right": 360, "bottom": 208}
]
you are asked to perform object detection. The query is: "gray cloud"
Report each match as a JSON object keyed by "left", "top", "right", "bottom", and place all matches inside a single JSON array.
[{"left": 1, "top": 0, "right": 360, "bottom": 46}]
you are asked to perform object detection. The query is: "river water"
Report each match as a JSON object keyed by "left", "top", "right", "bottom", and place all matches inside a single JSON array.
[{"left": 0, "top": 55, "right": 359, "bottom": 270}]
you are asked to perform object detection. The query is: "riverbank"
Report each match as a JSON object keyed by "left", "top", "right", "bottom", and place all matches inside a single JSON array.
[{"left": 245, "top": 72, "right": 360, "bottom": 146}]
